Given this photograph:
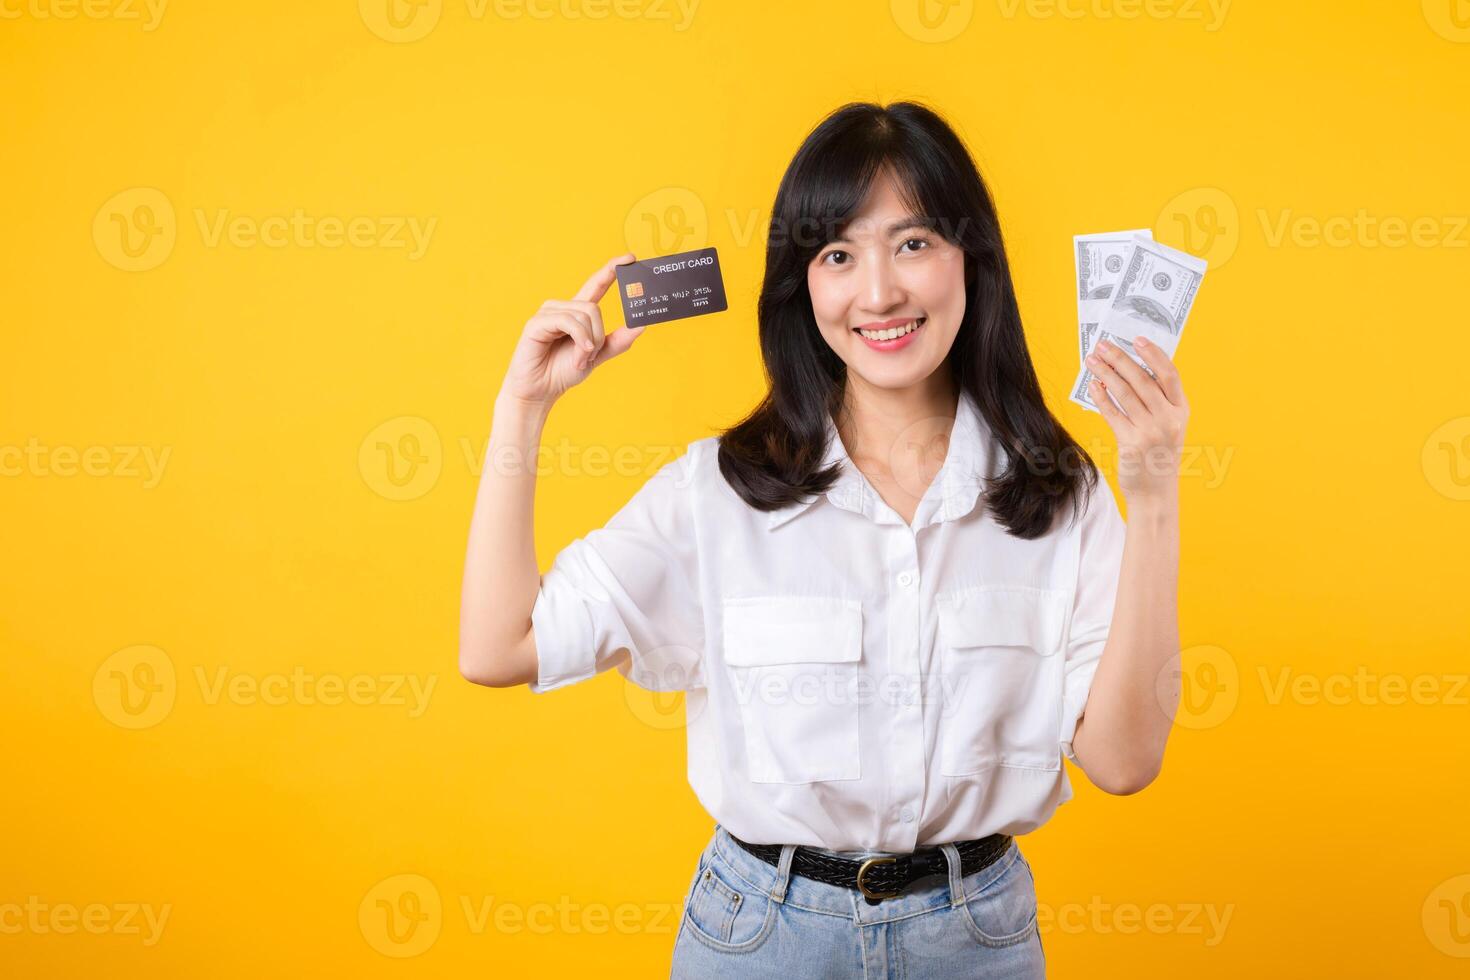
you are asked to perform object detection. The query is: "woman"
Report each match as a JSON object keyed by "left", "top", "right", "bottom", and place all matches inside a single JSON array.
[{"left": 459, "top": 101, "right": 1186, "bottom": 978}]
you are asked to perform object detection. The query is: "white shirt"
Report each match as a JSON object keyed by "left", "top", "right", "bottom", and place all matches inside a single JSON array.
[{"left": 529, "top": 387, "right": 1127, "bottom": 852}]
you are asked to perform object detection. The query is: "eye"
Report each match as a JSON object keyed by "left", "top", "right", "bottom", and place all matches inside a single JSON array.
[
  {"left": 900, "top": 237, "right": 930, "bottom": 254},
  {"left": 820, "top": 249, "right": 851, "bottom": 266}
]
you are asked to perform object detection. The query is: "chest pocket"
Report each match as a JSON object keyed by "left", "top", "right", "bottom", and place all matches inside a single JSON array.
[
  {"left": 935, "top": 587, "right": 1066, "bottom": 775},
  {"left": 721, "top": 596, "right": 863, "bottom": 784}
]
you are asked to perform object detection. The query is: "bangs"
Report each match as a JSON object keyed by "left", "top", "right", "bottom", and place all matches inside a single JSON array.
[{"left": 781, "top": 142, "right": 945, "bottom": 261}]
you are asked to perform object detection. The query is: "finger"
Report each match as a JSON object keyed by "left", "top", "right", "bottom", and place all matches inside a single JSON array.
[
  {"left": 573, "top": 252, "right": 637, "bottom": 305},
  {"left": 1089, "top": 378, "right": 1133, "bottom": 431},
  {"left": 553, "top": 306, "right": 597, "bottom": 349},
  {"left": 589, "top": 324, "right": 645, "bottom": 368},
  {"left": 545, "top": 300, "right": 606, "bottom": 355},
  {"left": 1095, "top": 338, "right": 1168, "bottom": 414},
  {"left": 1133, "top": 336, "right": 1186, "bottom": 407},
  {"left": 527, "top": 310, "right": 597, "bottom": 356},
  {"left": 1085, "top": 348, "right": 1148, "bottom": 418}
]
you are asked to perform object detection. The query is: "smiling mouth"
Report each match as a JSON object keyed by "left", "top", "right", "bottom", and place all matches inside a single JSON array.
[{"left": 853, "top": 317, "right": 926, "bottom": 341}]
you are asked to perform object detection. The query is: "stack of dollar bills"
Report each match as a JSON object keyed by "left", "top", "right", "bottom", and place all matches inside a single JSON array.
[{"left": 1070, "top": 230, "right": 1207, "bottom": 413}]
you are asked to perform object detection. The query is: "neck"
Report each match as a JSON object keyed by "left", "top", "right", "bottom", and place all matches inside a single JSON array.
[{"left": 835, "top": 371, "right": 960, "bottom": 470}]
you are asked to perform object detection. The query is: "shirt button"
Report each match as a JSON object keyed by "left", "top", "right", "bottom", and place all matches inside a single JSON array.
[
  {"left": 897, "top": 571, "right": 915, "bottom": 587},
  {"left": 900, "top": 806, "right": 915, "bottom": 824}
]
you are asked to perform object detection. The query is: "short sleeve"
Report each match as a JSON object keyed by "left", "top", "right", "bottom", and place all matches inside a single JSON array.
[
  {"left": 1059, "top": 472, "right": 1128, "bottom": 763},
  {"left": 527, "top": 440, "right": 706, "bottom": 695}
]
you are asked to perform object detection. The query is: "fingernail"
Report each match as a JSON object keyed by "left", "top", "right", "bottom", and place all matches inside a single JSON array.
[
  {"left": 1135, "top": 335, "right": 1149, "bottom": 347},
  {"left": 1086, "top": 354, "right": 1100, "bottom": 366}
]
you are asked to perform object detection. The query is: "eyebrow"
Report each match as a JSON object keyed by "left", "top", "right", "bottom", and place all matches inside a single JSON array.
[{"left": 826, "top": 216, "right": 937, "bottom": 245}]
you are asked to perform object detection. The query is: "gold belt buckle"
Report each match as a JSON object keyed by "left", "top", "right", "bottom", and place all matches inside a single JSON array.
[{"left": 856, "top": 856, "right": 901, "bottom": 900}]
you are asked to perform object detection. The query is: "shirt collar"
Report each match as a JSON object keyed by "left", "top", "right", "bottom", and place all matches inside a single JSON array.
[{"left": 766, "top": 387, "right": 993, "bottom": 531}]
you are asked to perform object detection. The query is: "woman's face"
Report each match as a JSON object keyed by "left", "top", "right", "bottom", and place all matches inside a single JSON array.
[{"left": 806, "top": 169, "right": 967, "bottom": 392}]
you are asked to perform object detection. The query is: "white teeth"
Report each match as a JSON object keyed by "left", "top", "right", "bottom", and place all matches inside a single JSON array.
[{"left": 857, "top": 319, "right": 923, "bottom": 341}]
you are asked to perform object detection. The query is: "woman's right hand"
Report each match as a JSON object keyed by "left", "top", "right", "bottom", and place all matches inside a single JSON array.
[{"left": 499, "top": 252, "right": 645, "bottom": 409}]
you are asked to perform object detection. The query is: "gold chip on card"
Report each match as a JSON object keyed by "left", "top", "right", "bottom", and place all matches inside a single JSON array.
[{"left": 626, "top": 281, "right": 644, "bottom": 298}]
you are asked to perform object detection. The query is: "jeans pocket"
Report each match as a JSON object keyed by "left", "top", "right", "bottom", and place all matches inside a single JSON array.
[
  {"left": 679, "top": 846, "right": 776, "bottom": 952},
  {"left": 958, "top": 845, "right": 1039, "bottom": 949}
]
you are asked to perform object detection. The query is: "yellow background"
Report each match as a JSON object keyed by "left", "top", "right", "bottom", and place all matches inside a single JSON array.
[{"left": 3, "top": 0, "right": 1468, "bottom": 975}]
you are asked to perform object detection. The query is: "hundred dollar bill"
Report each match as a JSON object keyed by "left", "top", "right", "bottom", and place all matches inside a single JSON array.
[
  {"left": 1074, "top": 228, "right": 1153, "bottom": 364},
  {"left": 1070, "top": 234, "right": 1206, "bottom": 413}
]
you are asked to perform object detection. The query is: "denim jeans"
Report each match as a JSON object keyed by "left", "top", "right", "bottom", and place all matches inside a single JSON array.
[{"left": 670, "top": 824, "right": 1046, "bottom": 978}]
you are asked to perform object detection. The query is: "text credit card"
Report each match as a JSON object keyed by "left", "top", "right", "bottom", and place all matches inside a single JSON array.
[{"left": 615, "top": 246, "right": 728, "bottom": 327}]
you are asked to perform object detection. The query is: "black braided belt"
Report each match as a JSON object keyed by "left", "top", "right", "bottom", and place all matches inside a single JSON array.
[{"left": 727, "top": 831, "right": 1012, "bottom": 906}]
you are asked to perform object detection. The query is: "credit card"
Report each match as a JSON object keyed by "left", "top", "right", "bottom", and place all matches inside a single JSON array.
[{"left": 615, "top": 246, "right": 728, "bottom": 327}]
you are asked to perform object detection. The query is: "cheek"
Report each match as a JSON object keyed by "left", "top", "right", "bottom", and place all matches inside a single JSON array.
[
  {"left": 806, "top": 274, "right": 849, "bottom": 325},
  {"left": 909, "top": 254, "right": 966, "bottom": 314}
]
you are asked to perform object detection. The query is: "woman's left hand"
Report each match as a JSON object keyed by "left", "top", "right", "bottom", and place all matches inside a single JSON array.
[{"left": 1084, "top": 335, "right": 1190, "bottom": 501}]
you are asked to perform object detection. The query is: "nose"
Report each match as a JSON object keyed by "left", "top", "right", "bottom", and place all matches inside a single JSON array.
[{"left": 859, "top": 252, "right": 905, "bottom": 313}]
